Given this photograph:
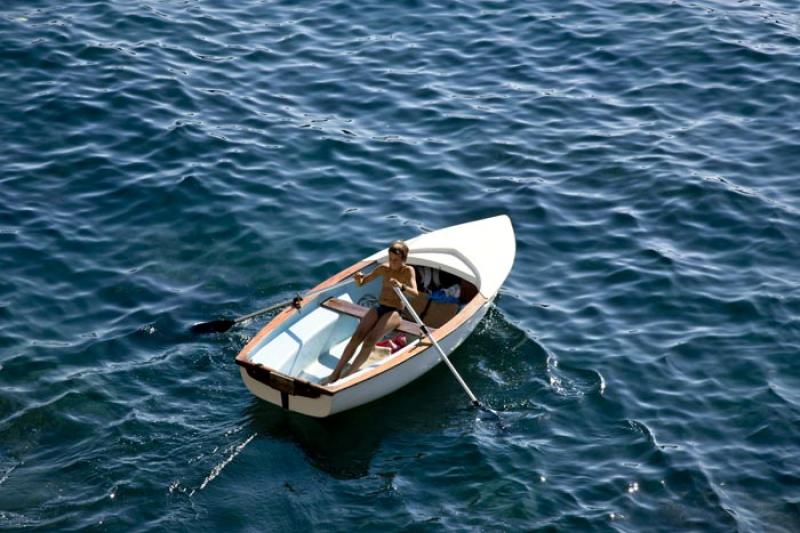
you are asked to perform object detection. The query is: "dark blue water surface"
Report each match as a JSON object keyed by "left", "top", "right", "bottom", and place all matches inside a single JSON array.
[{"left": 2, "top": 0, "right": 800, "bottom": 530}]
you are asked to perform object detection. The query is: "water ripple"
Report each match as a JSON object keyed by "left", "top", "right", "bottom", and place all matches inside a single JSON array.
[{"left": 2, "top": 0, "right": 800, "bottom": 530}]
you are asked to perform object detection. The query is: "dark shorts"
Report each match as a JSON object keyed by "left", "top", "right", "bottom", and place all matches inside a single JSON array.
[{"left": 375, "top": 304, "right": 401, "bottom": 319}]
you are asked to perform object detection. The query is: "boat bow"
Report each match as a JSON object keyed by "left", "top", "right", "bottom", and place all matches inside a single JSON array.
[{"left": 367, "top": 215, "right": 515, "bottom": 298}]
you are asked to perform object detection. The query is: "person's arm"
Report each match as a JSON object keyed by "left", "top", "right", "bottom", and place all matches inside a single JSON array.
[
  {"left": 355, "top": 265, "right": 384, "bottom": 286},
  {"left": 403, "top": 266, "right": 419, "bottom": 297},
  {"left": 391, "top": 266, "right": 419, "bottom": 297}
]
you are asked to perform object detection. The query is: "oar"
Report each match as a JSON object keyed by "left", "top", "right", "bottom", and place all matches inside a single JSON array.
[
  {"left": 190, "top": 277, "right": 355, "bottom": 334},
  {"left": 393, "top": 286, "right": 488, "bottom": 410}
]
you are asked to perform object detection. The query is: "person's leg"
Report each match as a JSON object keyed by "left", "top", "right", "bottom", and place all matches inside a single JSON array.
[
  {"left": 342, "top": 311, "right": 403, "bottom": 378},
  {"left": 322, "top": 309, "right": 378, "bottom": 384}
]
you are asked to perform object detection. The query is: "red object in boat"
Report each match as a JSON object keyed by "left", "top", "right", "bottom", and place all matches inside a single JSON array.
[{"left": 376, "top": 334, "right": 408, "bottom": 353}]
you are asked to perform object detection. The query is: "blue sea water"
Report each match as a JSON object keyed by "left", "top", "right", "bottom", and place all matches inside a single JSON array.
[{"left": 1, "top": 0, "right": 800, "bottom": 530}]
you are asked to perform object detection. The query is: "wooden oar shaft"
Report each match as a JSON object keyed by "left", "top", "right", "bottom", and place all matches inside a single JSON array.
[
  {"left": 393, "top": 287, "right": 480, "bottom": 406},
  {"left": 235, "top": 299, "right": 293, "bottom": 324},
  {"left": 191, "top": 277, "right": 356, "bottom": 334},
  {"left": 237, "top": 277, "right": 356, "bottom": 324}
]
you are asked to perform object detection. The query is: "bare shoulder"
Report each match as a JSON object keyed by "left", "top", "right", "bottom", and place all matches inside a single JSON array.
[{"left": 404, "top": 265, "right": 415, "bottom": 277}]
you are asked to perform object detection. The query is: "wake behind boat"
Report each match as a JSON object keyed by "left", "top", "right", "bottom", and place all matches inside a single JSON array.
[{"left": 235, "top": 215, "right": 516, "bottom": 417}]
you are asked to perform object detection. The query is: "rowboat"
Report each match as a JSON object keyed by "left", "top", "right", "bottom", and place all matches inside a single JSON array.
[{"left": 235, "top": 215, "right": 516, "bottom": 417}]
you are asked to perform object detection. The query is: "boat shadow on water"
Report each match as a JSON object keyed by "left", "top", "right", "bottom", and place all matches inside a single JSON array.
[
  {"left": 240, "top": 369, "right": 465, "bottom": 480},
  {"left": 240, "top": 306, "right": 554, "bottom": 479}
]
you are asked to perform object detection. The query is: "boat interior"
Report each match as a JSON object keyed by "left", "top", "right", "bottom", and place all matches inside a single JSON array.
[{"left": 244, "top": 263, "right": 479, "bottom": 385}]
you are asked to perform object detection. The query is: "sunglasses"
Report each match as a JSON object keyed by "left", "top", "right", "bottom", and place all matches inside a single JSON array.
[{"left": 389, "top": 247, "right": 404, "bottom": 257}]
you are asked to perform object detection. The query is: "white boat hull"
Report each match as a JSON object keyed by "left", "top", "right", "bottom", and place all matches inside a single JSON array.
[
  {"left": 239, "top": 296, "right": 492, "bottom": 417},
  {"left": 235, "top": 215, "right": 514, "bottom": 417}
]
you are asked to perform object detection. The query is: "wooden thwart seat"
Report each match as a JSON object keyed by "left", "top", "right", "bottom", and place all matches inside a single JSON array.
[{"left": 321, "top": 298, "right": 430, "bottom": 338}]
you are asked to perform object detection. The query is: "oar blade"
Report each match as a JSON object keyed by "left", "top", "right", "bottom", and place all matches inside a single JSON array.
[{"left": 189, "top": 319, "right": 236, "bottom": 334}]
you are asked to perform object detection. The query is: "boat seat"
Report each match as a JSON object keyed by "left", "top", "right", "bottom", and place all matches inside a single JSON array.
[{"left": 320, "top": 298, "right": 430, "bottom": 338}]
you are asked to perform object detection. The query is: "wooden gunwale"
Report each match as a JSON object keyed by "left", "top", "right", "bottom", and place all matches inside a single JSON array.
[
  {"left": 325, "top": 293, "right": 488, "bottom": 393},
  {"left": 235, "top": 259, "right": 370, "bottom": 363},
  {"left": 235, "top": 257, "right": 489, "bottom": 399}
]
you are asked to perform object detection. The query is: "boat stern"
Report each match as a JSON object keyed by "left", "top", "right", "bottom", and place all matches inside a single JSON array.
[{"left": 238, "top": 363, "right": 335, "bottom": 418}]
